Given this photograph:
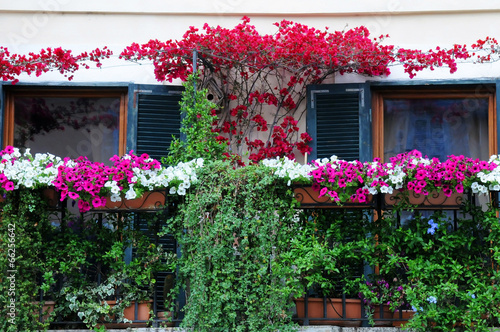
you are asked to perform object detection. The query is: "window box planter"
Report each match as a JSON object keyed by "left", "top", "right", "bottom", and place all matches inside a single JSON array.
[
  {"left": 372, "top": 304, "right": 393, "bottom": 327},
  {"left": 33, "top": 300, "right": 55, "bottom": 322},
  {"left": 392, "top": 309, "right": 415, "bottom": 327},
  {"left": 0, "top": 187, "right": 60, "bottom": 208},
  {"left": 94, "top": 191, "right": 167, "bottom": 211},
  {"left": 293, "top": 185, "right": 374, "bottom": 209},
  {"left": 383, "top": 190, "right": 465, "bottom": 209},
  {"left": 294, "top": 297, "right": 362, "bottom": 327},
  {"left": 42, "top": 187, "right": 60, "bottom": 208}
]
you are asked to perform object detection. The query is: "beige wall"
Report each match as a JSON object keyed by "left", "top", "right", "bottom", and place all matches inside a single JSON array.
[{"left": 1, "top": 0, "right": 499, "bottom": 84}]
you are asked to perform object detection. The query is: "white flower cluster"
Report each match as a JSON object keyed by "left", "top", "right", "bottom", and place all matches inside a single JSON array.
[
  {"left": 166, "top": 158, "right": 203, "bottom": 196},
  {"left": 472, "top": 154, "right": 500, "bottom": 193},
  {"left": 0, "top": 148, "right": 63, "bottom": 189},
  {"left": 106, "top": 158, "right": 204, "bottom": 202},
  {"left": 261, "top": 157, "right": 313, "bottom": 186}
]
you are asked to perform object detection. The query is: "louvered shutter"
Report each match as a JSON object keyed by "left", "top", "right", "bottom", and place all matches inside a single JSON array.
[
  {"left": 127, "top": 84, "right": 183, "bottom": 160},
  {"left": 307, "top": 84, "right": 371, "bottom": 162},
  {"left": 134, "top": 213, "right": 177, "bottom": 312},
  {"left": 136, "top": 94, "right": 182, "bottom": 160},
  {"left": 127, "top": 84, "right": 183, "bottom": 313}
]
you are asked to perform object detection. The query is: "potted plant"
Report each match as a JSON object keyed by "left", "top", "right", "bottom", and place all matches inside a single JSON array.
[
  {"left": 52, "top": 151, "right": 202, "bottom": 212},
  {"left": 357, "top": 276, "right": 407, "bottom": 326},
  {"left": 42, "top": 210, "right": 174, "bottom": 330},
  {"left": 285, "top": 208, "right": 371, "bottom": 326}
]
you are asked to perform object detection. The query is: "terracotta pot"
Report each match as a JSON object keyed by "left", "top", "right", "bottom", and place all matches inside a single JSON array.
[
  {"left": 33, "top": 301, "right": 55, "bottom": 322},
  {"left": 42, "top": 187, "right": 60, "bottom": 208},
  {"left": 295, "top": 297, "right": 362, "bottom": 327},
  {"left": 123, "top": 300, "right": 152, "bottom": 321},
  {"left": 99, "top": 300, "right": 152, "bottom": 328},
  {"left": 392, "top": 309, "right": 415, "bottom": 327},
  {"left": 0, "top": 188, "right": 59, "bottom": 208},
  {"left": 293, "top": 186, "right": 373, "bottom": 208},
  {"left": 372, "top": 304, "right": 392, "bottom": 327},
  {"left": 96, "top": 191, "right": 166, "bottom": 211},
  {"left": 157, "top": 311, "right": 175, "bottom": 327},
  {"left": 384, "top": 190, "right": 464, "bottom": 209}
]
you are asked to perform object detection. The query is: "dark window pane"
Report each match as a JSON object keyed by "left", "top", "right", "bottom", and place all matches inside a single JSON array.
[
  {"left": 13, "top": 96, "right": 120, "bottom": 163},
  {"left": 384, "top": 98, "right": 489, "bottom": 161}
]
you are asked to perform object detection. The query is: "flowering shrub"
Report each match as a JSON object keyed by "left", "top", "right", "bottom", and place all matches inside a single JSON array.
[
  {"left": 358, "top": 276, "right": 407, "bottom": 325},
  {"left": 2, "top": 19, "right": 499, "bottom": 163},
  {"left": 0, "top": 46, "right": 112, "bottom": 84},
  {"left": 119, "top": 18, "right": 499, "bottom": 162}
]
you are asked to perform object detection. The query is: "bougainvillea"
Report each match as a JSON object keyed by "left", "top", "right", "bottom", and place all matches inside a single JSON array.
[
  {"left": 1, "top": 18, "right": 499, "bottom": 162},
  {"left": 119, "top": 17, "right": 499, "bottom": 162},
  {"left": 0, "top": 46, "right": 112, "bottom": 84}
]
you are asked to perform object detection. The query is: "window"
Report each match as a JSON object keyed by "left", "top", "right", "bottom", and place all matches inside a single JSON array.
[
  {"left": 372, "top": 86, "right": 496, "bottom": 162},
  {"left": 4, "top": 88, "right": 127, "bottom": 163},
  {"left": 307, "top": 83, "right": 497, "bottom": 162}
]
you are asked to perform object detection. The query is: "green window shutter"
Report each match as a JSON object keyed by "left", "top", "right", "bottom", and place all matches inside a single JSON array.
[
  {"left": 128, "top": 84, "right": 183, "bottom": 161},
  {"left": 307, "top": 84, "right": 371, "bottom": 162},
  {"left": 134, "top": 214, "right": 177, "bottom": 312}
]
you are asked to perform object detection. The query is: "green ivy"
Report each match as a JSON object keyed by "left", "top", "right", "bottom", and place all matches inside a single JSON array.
[
  {"left": 164, "top": 160, "right": 300, "bottom": 332},
  {"left": 0, "top": 189, "right": 52, "bottom": 331},
  {"left": 164, "top": 73, "right": 229, "bottom": 165}
]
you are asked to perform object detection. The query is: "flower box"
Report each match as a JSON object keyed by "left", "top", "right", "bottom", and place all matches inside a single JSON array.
[
  {"left": 383, "top": 190, "right": 465, "bottom": 209},
  {"left": 294, "top": 297, "right": 362, "bottom": 327},
  {"left": 392, "top": 309, "right": 415, "bottom": 327},
  {"left": 0, "top": 187, "right": 60, "bottom": 209},
  {"left": 94, "top": 191, "right": 167, "bottom": 211},
  {"left": 373, "top": 304, "right": 392, "bottom": 327},
  {"left": 293, "top": 186, "right": 374, "bottom": 209},
  {"left": 42, "top": 187, "right": 60, "bottom": 209}
]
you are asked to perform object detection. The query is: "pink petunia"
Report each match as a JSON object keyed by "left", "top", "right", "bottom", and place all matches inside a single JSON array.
[
  {"left": 318, "top": 186, "right": 328, "bottom": 198},
  {"left": 4, "top": 181, "right": 14, "bottom": 191},
  {"left": 68, "top": 192, "right": 80, "bottom": 200}
]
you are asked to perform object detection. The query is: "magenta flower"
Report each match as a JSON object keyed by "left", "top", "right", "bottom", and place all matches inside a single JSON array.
[{"left": 4, "top": 181, "right": 14, "bottom": 191}]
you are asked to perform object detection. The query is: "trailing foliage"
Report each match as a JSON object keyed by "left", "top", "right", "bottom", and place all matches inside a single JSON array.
[
  {"left": 0, "top": 189, "right": 52, "bottom": 331},
  {"left": 359, "top": 202, "right": 500, "bottom": 330},
  {"left": 164, "top": 160, "right": 300, "bottom": 332},
  {"left": 164, "top": 73, "right": 233, "bottom": 165}
]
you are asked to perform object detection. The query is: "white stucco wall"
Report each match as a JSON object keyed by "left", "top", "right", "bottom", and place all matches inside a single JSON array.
[{"left": 1, "top": 0, "right": 499, "bottom": 84}]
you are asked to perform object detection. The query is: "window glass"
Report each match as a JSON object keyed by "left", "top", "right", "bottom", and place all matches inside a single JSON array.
[
  {"left": 383, "top": 97, "right": 490, "bottom": 161},
  {"left": 10, "top": 94, "right": 122, "bottom": 163}
]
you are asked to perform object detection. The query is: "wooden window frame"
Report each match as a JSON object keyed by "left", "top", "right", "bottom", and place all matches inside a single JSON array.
[
  {"left": 4, "top": 88, "right": 128, "bottom": 156},
  {"left": 372, "top": 86, "right": 497, "bottom": 161}
]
